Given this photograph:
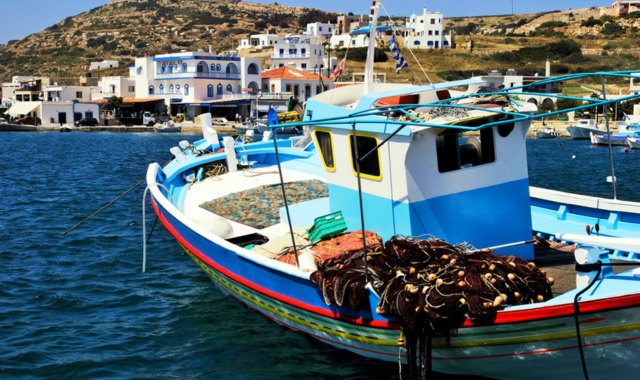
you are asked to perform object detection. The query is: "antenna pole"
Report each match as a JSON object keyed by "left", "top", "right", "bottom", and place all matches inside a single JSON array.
[
  {"left": 364, "top": 1, "right": 381, "bottom": 95},
  {"left": 601, "top": 75, "right": 617, "bottom": 200}
]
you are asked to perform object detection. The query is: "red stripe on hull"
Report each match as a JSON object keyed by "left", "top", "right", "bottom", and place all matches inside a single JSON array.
[{"left": 151, "top": 196, "right": 640, "bottom": 332}]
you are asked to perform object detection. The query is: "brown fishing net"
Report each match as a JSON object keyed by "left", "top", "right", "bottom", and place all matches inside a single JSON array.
[{"left": 310, "top": 234, "right": 554, "bottom": 335}]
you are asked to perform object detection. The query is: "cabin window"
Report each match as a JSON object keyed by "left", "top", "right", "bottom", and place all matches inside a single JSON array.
[
  {"left": 436, "top": 128, "right": 495, "bottom": 173},
  {"left": 314, "top": 130, "right": 335, "bottom": 172},
  {"left": 349, "top": 133, "right": 382, "bottom": 181}
]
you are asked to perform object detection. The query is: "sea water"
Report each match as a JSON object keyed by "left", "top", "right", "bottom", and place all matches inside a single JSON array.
[{"left": 0, "top": 133, "right": 637, "bottom": 379}]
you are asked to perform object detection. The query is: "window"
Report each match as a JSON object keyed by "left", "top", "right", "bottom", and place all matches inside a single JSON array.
[
  {"left": 76, "top": 91, "right": 83, "bottom": 99},
  {"left": 161, "top": 64, "right": 166, "bottom": 73},
  {"left": 226, "top": 63, "right": 239, "bottom": 74},
  {"left": 314, "top": 130, "right": 335, "bottom": 171},
  {"left": 128, "top": 86, "right": 135, "bottom": 92},
  {"left": 226, "top": 84, "right": 233, "bottom": 93},
  {"left": 301, "top": 63, "right": 307, "bottom": 69},
  {"left": 182, "top": 63, "right": 187, "bottom": 73},
  {"left": 211, "top": 63, "right": 216, "bottom": 71},
  {"left": 159, "top": 84, "right": 164, "bottom": 94},
  {"left": 207, "top": 84, "right": 214, "bottom": 97},
  {"left": 84, "top": 111, "right": 93, "bottom": 119},
  {"left": 349, "top": 134, "right": 381, "bottom": 180},
  {"left": 436, "top": 128, "right": 495, "bottom": 173},
  {"left": 301, "top": 48, "right": 306, "bottom": 55},
  {"left": 247, "top": 63, "right": 259, "bottom": 75},
  {"left": 286, "top": 84, "right": 292, "bottom": 92},
  {"left": 149, "top": 85, "right": 154, "bottom": 95},
  {"left": 431, "top": 19, "right": 435, "bottom": 24},
  {"left": 216, "top": 64, "right": 221, "bottom": 71},
  {"left": 184, "top": 84, "right": 189, "bottom": 96},
  {"left": 169, "top": 84, "right": 174, "bottom": 93},
  {"left": 175, "top": 84, "right": 180, "bottom": 94},
  {"left": 217, "top": 83, "right": 223, "bottom": 95}
]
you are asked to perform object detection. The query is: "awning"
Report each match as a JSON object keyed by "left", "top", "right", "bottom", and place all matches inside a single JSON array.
[
  {"left": 7, "top": 101, "right": 40, "bottom": 116},
  {"left": 174, "top": 98, "right": 252, "bottom": 106}
]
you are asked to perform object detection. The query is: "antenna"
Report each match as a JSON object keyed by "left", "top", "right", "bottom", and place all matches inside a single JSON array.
[{"left": 511, "top": 0, "right": 514, "bottom": 15}]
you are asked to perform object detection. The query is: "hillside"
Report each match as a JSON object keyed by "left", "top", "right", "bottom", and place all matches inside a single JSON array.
[
  {"left": 2, "top": 2, "right": 640, "bottom": 86},
  {"left": 0, "top": 0, "right": 335, "bottom": 82}
]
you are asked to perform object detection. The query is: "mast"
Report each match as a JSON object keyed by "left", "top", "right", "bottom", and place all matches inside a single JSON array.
[{"left": 364, "top": 0, "right": 381, "bottom": 95}]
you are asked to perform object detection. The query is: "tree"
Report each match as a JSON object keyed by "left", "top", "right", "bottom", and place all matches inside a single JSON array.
[{"left": 106, "top": 96, "right": 123, "bottom": 116}]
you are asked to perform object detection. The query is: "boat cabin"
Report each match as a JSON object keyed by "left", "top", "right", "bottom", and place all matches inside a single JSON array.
[{"left": 304, "top": 80, "right": 536, "bottom": 259}]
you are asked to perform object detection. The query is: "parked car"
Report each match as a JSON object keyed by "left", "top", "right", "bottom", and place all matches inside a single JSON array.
[
  {"left": 15, "top": 116, "right": 41, "bottom": 125},
  {"left": 75, "top": 117, "right": 99, "bottom": 127}
]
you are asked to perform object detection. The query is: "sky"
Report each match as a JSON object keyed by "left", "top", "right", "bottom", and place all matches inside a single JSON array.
[{"left": 0, "top": 0, "right": 608, "bottom": 44}]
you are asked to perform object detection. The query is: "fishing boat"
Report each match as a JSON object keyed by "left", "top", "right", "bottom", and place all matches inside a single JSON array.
[
  {"left": 153, "top": 122, "right": 182, "bottom": 133},
  {"left": 590, "top": 131, "right": 632, "bottom": 146},
  {"left": 144, "top": 3, "right": 640, "bottom": 378},
  {"left": 566, "top": 119, "right": 603, "bottom": 139},
  {"left": 628, "top": 136, "right": 640, "bottom": 149},
  {"left": 535, "top": 126, "right": 559, "bottom": 139}
]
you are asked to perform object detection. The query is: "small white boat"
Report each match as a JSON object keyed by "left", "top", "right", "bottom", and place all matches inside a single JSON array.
[
  {"left": 590, "top": 131, "right": 632, "bottom": 146},
  {"left": 628, "top": 136, "right": 640, "bottom": 149},
  {"left": 535, "top": 126, "right": 559, "bottom": 138},
  {"left": 154, "top": 122, "right": 181, "bottom": 133},
  {"left": 567, "top": 119, "right": 603, "bottom": 139}
]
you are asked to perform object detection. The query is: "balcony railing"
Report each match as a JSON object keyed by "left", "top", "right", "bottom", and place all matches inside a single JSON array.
[
  {"left": 155, "top": 71, "right": 241, "bottom": 80},
  {"left": 271, "top": 54, "right": 312, "bottom": 59}
]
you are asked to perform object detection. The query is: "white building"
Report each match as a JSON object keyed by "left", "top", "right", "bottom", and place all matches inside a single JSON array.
[
  {"left": 329, "top": 33, "right": 370, "bottom": 49},
  {"left": 89, "top": 60, "right": 119, "bottom": 71},
  {"left": 271, "top": 36, "right": 325, "bottom": 73},
  {"left": 475, "top": 69, "right": 559, "bottom": 109},
  {"left": 305, "top": 22, "right": 334, "bottom": 38},
  {"left": 44, "top": 85, "right": 94, "bottom": 102},
  {"left": 238, "top": 34, "right": 286, "bottom": 51},
  {"left": 92, "top": 76, "right": 136, "bottom": 100},
  {"left": 261, "top": 66, "right": 333, "bottom": 102},
  {"left": 133, "top": 51, "right": 262, "bottom": 120},
  {"left": 404, "top": 8, "right": 452, "bottom": 49}
]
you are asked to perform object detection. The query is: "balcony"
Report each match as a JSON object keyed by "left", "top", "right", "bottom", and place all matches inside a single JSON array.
[
  {"left": 271, "top": 54, "right": 312, "bottom": 60},
  {"left": 154, "top": 71, "right": 241, "bottom": 80}
]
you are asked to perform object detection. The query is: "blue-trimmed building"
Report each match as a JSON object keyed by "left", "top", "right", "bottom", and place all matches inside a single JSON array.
[{"left": 133, "top": 51, "right": 262, "bottom": 121}]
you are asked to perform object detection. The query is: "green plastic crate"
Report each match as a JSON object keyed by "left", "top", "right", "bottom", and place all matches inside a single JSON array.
[{"left": 307, "top": 211, "right": 347, "bottom": 243}]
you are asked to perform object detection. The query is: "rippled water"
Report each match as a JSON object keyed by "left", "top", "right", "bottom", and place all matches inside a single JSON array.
[{"left": 0, "top": 133, "right": 637, "bottom": 379}]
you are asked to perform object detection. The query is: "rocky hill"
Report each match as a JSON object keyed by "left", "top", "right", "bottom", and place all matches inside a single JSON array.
[
  {"left": 0, "top": 0, "right": 336, "bottom": 82},
  {"left": 2, "top": 1, "right": 640, "bottom": 85}
]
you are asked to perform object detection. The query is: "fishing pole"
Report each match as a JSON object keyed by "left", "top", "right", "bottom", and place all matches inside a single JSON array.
[{"left": 467, "top": 239, "right": 535, "bottom": 254}]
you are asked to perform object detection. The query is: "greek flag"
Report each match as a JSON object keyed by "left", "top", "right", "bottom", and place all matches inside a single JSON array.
[{"left": 389, "top": 36, "right": 408, "bottom": 75}]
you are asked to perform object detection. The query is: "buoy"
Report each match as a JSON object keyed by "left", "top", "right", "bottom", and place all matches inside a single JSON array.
[
  {"left": 606, "top": 175, "right": 617, "bottom": 183},
  {"left": 572, "top": 155, "right": 576, "bottom": 160}
]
